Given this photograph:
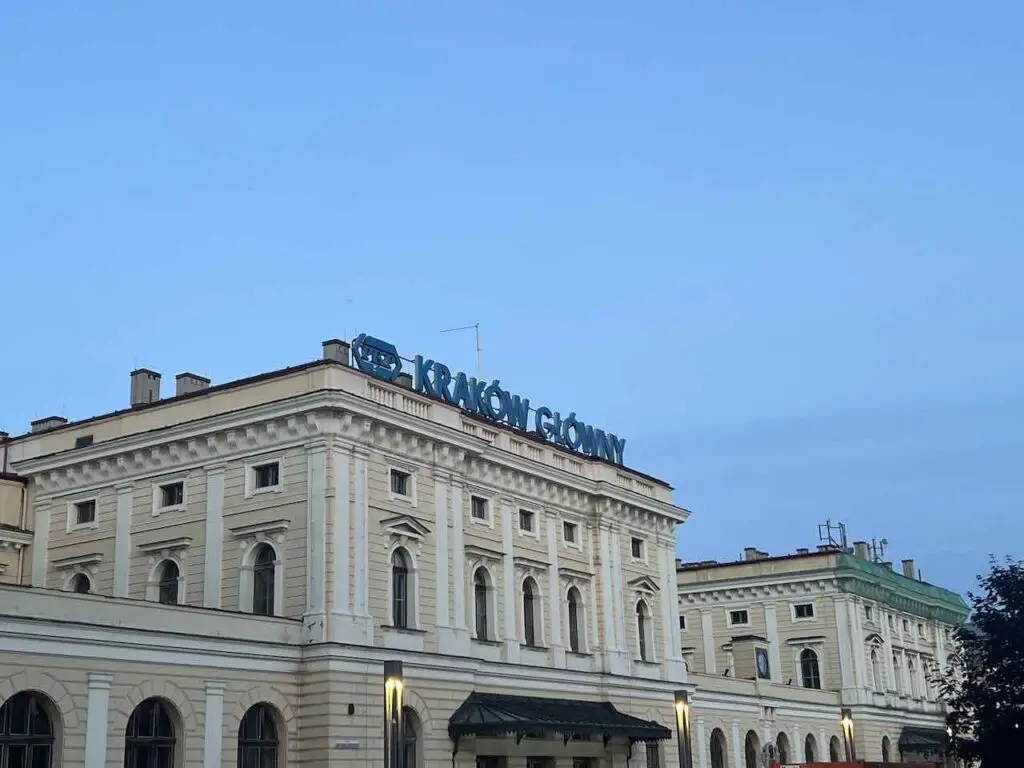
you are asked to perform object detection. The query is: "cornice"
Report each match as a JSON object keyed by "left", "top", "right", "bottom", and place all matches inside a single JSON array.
[{"left": 678, "top": 577, "right": 838, "bottom": 604}]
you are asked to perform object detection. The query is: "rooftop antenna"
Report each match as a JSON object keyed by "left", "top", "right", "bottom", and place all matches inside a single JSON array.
[
  {"left": 870, "top": 537, "right": 889, "bottom": 563},
  {"left": 817, "top": 519, "right": 849, "bottom": 551},
  {"left": 440, "top": 323, "right": 482, "bottom": 379}
]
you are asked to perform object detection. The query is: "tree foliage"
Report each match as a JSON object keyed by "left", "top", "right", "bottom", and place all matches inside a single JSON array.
[{"left": 939, "top": 556, "right": 1024, "bottom": 766}]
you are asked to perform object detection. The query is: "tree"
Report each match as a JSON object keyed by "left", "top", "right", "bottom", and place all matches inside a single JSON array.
[{"left": 938, "top": 556, "right": 1024, "bottom": 766}]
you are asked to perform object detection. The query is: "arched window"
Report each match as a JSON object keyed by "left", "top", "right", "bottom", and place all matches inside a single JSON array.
[
  {"left": 402, "top": 707, "right": 420, "bottom": 768},
  {"left": 567, "top": 587, "right": 583, "bottom": 653},
  {"left": 829, "top": 735, "right": 841, "bottom": 762},
  {"left": 252, "top": 543, "right": 276, "bottom": 617},
  {"left": 70, "top": 573, "right": 91, "bottom": 594},
  {"left": 804, "top": 733, "right": 817, "bottom": 762},
  {"left": 0, "top": 691, "right": 54, "bottom": 768},
  {"left": 125, "top": 697, "right": 176, "bottom": 768},
  {"left": 744, "top": 730, "right": 760, "bottom": 768},
  {"left": 881, "top": 735, "right": 891, "bottom": 762},
  {"left": 158, "top": 560, "right": 180, "bottom": 605},
  {"left": 892, "top": 652, "right": 902, "bottom": 693},
  {"left": 237, "top": 703, "right": 278, "bottom": 768},
  {"left": 908, "top": 657, "right": 918, "bottom": 698},
  {"left": 870, "top": 647, "right": 883, "bottom": 691},
  {"left": 800, "top": 648, "right": 821, "bottom": 689},
  {"left": 636, "top": 600, "right": 652, "bottom": 662},
  {"left": 391, "top": 549, "right": 410, "bottom": 629},
  {"left": 709, "top": 728, "right": 727, "bottom": 768},
  {"left": 522, "top": 578, "right": 539, "bottom": 647},
  {"left": 473, "top": 568, "right": 491, "bottom": 640},
  {"left": 776, "top": 732, "right": 790, "bottom": 764}
]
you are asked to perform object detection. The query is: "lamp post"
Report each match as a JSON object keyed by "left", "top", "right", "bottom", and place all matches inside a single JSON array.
[
  {"left": 674, "top": 690, "right": 694, "bottom": 768},
  {"left": 840, "top": 707, "right": 857, "bottom": 762},
  {"left": 384, "top": 661, "right": 404, "bottom": 768}
]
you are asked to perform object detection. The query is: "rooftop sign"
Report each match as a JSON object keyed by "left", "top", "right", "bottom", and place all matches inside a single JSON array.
[{"left": 352, "top": 334, "right": 626, "bottom": 465}]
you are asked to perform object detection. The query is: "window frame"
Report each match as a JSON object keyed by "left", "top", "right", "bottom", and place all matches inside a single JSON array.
[
  {"left": 791, "top": 602, "right": 816, "bottom": 621},
  {"left": 390, "top": 547, "right": 416, "bottom": 630},
  {"left": 562, "top": 520, "right": 580, "bottom": 547},
  {"left": 727, "top": 608, "right": 751, "bottom": 628},
  {"left": 521, "top": 576, "right": 542, "bottom": 648},
  {"left": 517, "top": 507, "right": 539, "bottom": 538},
  {"left": 245, "top": 459, "right": 283, "bottom": 498},
  {"left": 566, "top": 586, "right": 585, "bottom": 653},
  {"left": 387, "top": 465, "right": 418, "bottom": 507},
  {"left": 472, "top": 567, "right": 495, "bottom": 641},
  {"left": 152, "top": 478, "right": 188, "bottom": 516},
  {"left": 469, "top": 494, "right": 492, "bottom": 526},
  {"left": 630, "top": 536, "right": 646, "bottom": 563},
  {"left": 799, "top": 647, "right": 822, "bottom": 690},
  {"left": 237, "top": 703, "right": 279, "bottom": 768},
  {"left": 250, "top": 542, "right": 280, "bottom": 617},
  {"left": 66, "top": 497, "right": 100, "bottom": 533}
]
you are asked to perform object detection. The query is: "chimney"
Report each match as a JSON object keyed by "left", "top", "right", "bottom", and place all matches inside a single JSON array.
[
  {"left": 130, "top": 369, "right": 161, "bottom": 407},
  {"left": 882, "top": 561, "right": 893, "bottom": 571},
  {"left": 795, "top": 548, "right": 809, "bottom": 555},
  {"left": 757, "top": 550, "right": 770, "bottom": 559},
  {"left": 175, "top": 373, "right": 211, "bottom": 397},
  {"left": 817, "top": 545, "right": 837, "bottom": 553},
  {"left": 902, "top": 559, "right": 916, "bottom": 579},
  {"left": 30, "top": 416, "right": 68, "bottom": 433},
  {"left": 854, "top": 541, "right": 870, "bottom": 560},
  {"left": 743, "top": 547, "right": 759, "bottom": 562},
  {"left": 322, "top": 339, "right": 350, "bottom": 365}
]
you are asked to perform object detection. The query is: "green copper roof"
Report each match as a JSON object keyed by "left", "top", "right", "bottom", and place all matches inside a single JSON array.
[{"left": 836, "top": 553, "right": 969, "bottom": 625}]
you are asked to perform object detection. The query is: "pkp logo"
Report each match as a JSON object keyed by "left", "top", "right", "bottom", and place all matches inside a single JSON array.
[{"left": 352, "top": 334, "right": 402, "bottom": 382}]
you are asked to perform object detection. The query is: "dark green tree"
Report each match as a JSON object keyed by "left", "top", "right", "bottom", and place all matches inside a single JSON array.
[{"left": 938, "top": 557, "right": 1024, "bottom": 766}]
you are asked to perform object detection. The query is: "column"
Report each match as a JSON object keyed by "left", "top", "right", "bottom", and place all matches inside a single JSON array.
[
  {"left": 599, "top": 523, "right": 616, "bottom": 652},
  {"left": 730, "top": 721, "right": 742, "bottom": 768},
  {"left": 660, "top": 537, "right": 686, "bottom": 680},
  {"left": 546, "top": 516, "right": 565, "bottom": 667},
  {"left": 434, "top": 473, "right": 450, "bottom": 629},
  {"left": 351, "top": 449, "right": 372, "bottom": 644},
  {"left": 833, "top": 597, "right": 855, "bottom": 689},
  {"left": 304, "top": 443, "right": 328, "bottom": 642},
  {"left": 610, "top": 525, "right": 626, "bottom": 652},
  {"left": 696, "top": 718, "right": 708, "bottom": 768},
  {"left": 84, "top": 673, "right": 112, "bottom": 768},
  {"left": 764, "top": 604, "right": 782, "bottom": 683},
  {"left": 848, "top": 599, "right": 867, "bottom": 691},
  {"left": 500, "top": 499, "right": 519, "bottom": 661},
  {"left": 203, "top": 681, "right": 227, "bottom": 768},
  {"left": 113, "top": 484, "right": 133, "bottom": 597},
  {"left": 329, "top": 444, "right": 352, "bottom": 641},
  {"left": 203, "top": 466, "right": 225, "bottom": 608},
  {"left": 882, "top": 613, "right": 897, "bottom": 692},
  {"left": 451, "top": 480, "right": 467, "bottom": 635},
  {"left": 587, "top": 523, "right": 600, "bottom": 656},
  {"left": 790, "top": 725, "right": 800, "bottom": 763},
  {"left": 31, "top": 502, "right": 50, "bottom": 587},
  {"left": 817, "top": 729, "right": 827, "bottom": 760},
  {"left": 700, "top": 610, "right": 717, "bottom": 675}
]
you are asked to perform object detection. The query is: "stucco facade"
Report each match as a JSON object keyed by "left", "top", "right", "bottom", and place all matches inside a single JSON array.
[{"left": 0, "top": 339, "right": 964, "bottom": 767}]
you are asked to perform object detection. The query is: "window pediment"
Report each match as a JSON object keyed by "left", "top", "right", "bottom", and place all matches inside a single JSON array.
[
  {"left": 52, "top": 552, "right": 103, "bottom": 570},
  {"left": 865, "top": 632, "right": 885, "bottom": 645},
  {"left": 560, "top": 566, "right": 594, "bottom": 580},
  {"left": 628, "top": 575, "right": 660, "bottom": 594},
  {"left": 380, "top": 514, "right": 430, "bottom": 541},
  {"left": 465, "top": 543, "right": 503, "bottom": 563},
  {"left": 513, "top": 554, "right": 549, "bottom": 571},
  {"left": 786, "top": 635, "right": 827, "bottom": 646},
  {"left": 230, "top": 519, "right": 290, "bottom": 542},
  {"left": 138, "top": 536, "right": 192, "bottom": 555}
]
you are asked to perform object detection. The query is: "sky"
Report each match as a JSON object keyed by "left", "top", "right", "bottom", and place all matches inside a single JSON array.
[{"left": 2, "top": 2, "right": 1021, "bottom": 598}]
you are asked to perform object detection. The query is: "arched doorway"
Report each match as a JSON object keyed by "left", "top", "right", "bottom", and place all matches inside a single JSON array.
[
  {"left": 125, "top": 697, "right": 177, "bottom": 768},
  {"left": 776, "top": 732, "right": 791, "bottom": 764},
  {"left": 882, "top": 735, "right": 892, "bottom": 762},
  {"left": 829, "top": 735, "right": 842, "bottom": 761},
  {"left": 744, "top": 730, "right": 760, "bottom": 768},
  {"left": 804, "top": 733, "right": 818, "bottom": 762},
  {"left": 710, "top": 728, "right": 727, "bottom": 768},
  {"left": 0, "top": 691, "right": 55, "bottom": 767},
  {"left": 238, "top": 703, "right": 279, "bottom": 768}
]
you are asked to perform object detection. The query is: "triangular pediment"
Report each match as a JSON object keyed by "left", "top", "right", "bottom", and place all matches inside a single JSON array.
[
  {"left": 866, "top": 632, "right": 885, "bottom": 646},
  {"left": 628, "top": 575, "right": 661, "bottom": 594},
  {"left": 380, "top": 514, "right": 430, "bottom": 540}
]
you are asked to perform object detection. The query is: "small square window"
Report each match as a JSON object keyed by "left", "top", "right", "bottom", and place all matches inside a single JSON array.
[
  {"left": 389, "top": 469, "right": 410, "bottom": 496},
  {"left": 519, "top": 509, "right": 534, "bottom": 533},
  {"left": 471, "top": 495, "right": 489, "bottom": 521},
  {"left": 75, "top": 500, "right": 96, "bottom": 525},
  {"left": 729, "top": 609, "right": 749, "bottom": 626},
  {"left": 254, "top": 462, "right": 280, "bottom": 490},
  {"left": 678, "top": 615, "right": 686, "bottom": 631},
  {"left": 631, "top": 537, "right": 644, "bottom": 559},
  {"left": 74, "top": 434, "right": 94, "bottom": 449},
  {"left": 563, "top": 521, "right": 578, "bottom": 544},
  {"left": 159, "top": 482, "right": 184, "bottom": 508},
  {"left": 865, "top": 605, "right": 873, "bottom": 621},
  {"left": 794, "top": 603, "right": 814, "bottom": 619}
]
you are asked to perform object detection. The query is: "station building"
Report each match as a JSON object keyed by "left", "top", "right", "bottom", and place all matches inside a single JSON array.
[{"left": 0, "top": 336, "right": 963, "bottom": 767}]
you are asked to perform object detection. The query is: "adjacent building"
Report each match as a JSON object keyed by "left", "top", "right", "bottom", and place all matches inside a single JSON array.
[{"left": 0, "top": 336, "right": 966, "bottom": 767}]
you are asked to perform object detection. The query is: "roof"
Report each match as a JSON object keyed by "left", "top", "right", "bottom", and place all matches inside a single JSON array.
[{"left": 448, "top": 692, "right": 671, "bottom": 743}]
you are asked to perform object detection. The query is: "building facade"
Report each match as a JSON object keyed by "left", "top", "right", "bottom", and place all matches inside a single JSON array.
[
  {"left": 677, "top": 545, "right": 968, "bottom": 764},
  {"left": 0, "top": 337, "right": 963, "bottom": 767}
]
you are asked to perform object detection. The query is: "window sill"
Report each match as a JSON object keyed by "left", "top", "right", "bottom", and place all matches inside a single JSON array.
[
  {"left": 153, "top": 504, "right": 186, "bottom": 517},
  {"left": 380, "top": 625, "right": 427, "bottom": 635},
  {"left": 634, "top": 659, "right": 660, "bottom": 666},
  {"left": 567, "top": 650, "right": 593, "bottom": 658},
  {"left": 522, "top": 643, "right": 549, "bottom": 651},
  {"left": 249, "top": 485, "right": 283, "bottom": 498},
  {"left": 472, "top": 638, "right": 502, "bottom": 646}
]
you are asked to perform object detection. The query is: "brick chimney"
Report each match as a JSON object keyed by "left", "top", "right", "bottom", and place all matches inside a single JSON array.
[
  {"left": 175, "top": 373, "right": 211, "bottom": 397},
  {"left": 130, "top": 369, "right": 161, "bottom": 407},
  {"left": 902, "top": 559, "right": 916, "bottom": 579}
]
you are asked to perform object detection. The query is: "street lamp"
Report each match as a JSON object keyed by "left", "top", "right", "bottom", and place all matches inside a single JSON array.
[
  {"left": 840, "top": 707, "right": 857, "bottom": 761},
  {"left": 384, "top": 661, "right": 404, "bottom": 768},
  {"left": 674, "top": 690, "right": 694, "bottom": 768}
]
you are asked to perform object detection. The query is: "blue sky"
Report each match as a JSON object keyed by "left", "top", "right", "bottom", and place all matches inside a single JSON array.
[{"left": 2, "top": 2, "right": 1021, "bottom": 596}]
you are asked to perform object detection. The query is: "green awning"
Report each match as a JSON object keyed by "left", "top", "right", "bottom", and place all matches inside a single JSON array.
[
  {"left": 448, "top": 692, "right": 671, "bottom": 743},
  {"left": 898, "top": 726, "right": 947, "bottom": 752}
]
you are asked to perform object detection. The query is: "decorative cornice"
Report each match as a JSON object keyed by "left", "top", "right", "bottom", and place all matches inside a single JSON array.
[
  {"left": 380, "top": 515, "right": 430, "bottom": 541},
  {"left": 229, "top": 519, "right": 290, "bottom": 539},
  {"left": 137, "top": 537, "right": 193, "bottom": 554},
  {"left": 52, "top": 553, "right": 103, "bottom": 570},
  {"left": 628, "top": 575, "right": 661, "bottom": 594},
  {"left": 835, "top": 554, "right": 968, "bottom": 624}
]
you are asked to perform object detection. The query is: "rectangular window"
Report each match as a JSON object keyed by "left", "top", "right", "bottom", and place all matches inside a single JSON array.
[
  {"left": 74, "top": 500, "right": 96, "bottom": 525},
  {"left": 74, "top": 434, "right": 94, "bottom": 449},
  {"left": 865, "top": 605, "right": 873, "bottom": 621},
  {"left": 159, "top": 481, "right": 184, "bottom": 508},
  {"left": 794, "top": 603, "right": 814, "bottom": 619},
  {"left": 389, "top": 469, "right": 410, "bottom": 496},
  {"left": 563, "top": 521, "right": 578, "bottom": 543},
  {"left": 519, "top": 509, "right": 534, "bottom": 532},
  {"left": 477, "top": 760, "right": 507, "bottom": 768},
  {"left": 631, "top": 537, "right": 644, "bottom": 559},
  {"left": 903, "top": 619, "right": 910, "bottom": 633},
  {"left": 527, "top": 760, "right": 554, "bottom": 768},
  {"left": 888, "top": 615, "right": 895, "bottom": 630},
  {"left": 918, "top": 623, "right": 926, "bottom": 637},
  {"left": 254, "top": 462, "right": 280, "bottom": 490},
  {"left": 573, "top": 759, "right": 597, "bottom": 768},
  {"left": 678, "top": 615, "right": 686, "bottom": 631},
  {"left": 645, "top": 742, "right": 661, "bottom": 768},
  {"left": 471, "top": 495, "right": 488, "bottom": 520},
  {"left": 729, "top": 609, "right": 749, "bottom": 626}
]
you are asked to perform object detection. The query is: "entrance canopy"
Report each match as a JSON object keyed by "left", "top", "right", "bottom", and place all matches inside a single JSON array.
[
  {"left": 449, "top": 692, "right": 671, "bottom": 745},
  {"left": 898, "top": 726, "right": 948, "bottom": 755}
]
